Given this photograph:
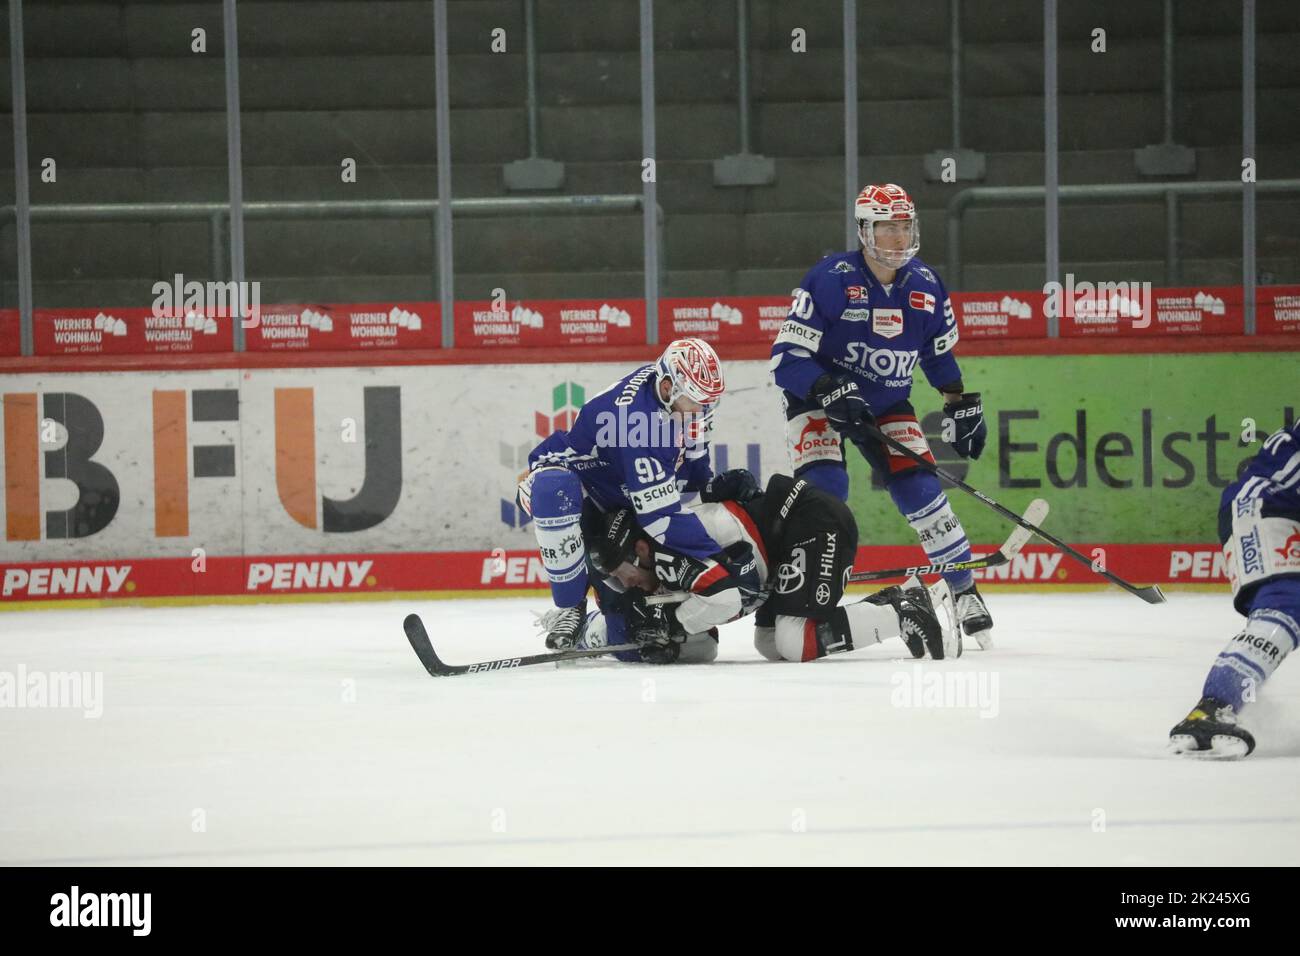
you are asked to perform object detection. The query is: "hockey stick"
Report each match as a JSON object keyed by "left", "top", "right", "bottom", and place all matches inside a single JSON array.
[
  {"left": 404, "top": 613, "right": 642, "bottom": 677},
  {"left": 645, "top": 498, "right": 1048, "bottom": 603},
  {"left": 855, "top": 424, "right": 1166, "bottom": 604},
  {"left": 846, "top": 496, "right": 1048, "bottom": 583}
]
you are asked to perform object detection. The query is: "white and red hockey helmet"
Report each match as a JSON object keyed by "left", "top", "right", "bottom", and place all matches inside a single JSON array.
[
  {"left": 655, "top": 337, "right": 725, "bottom": 409},
  {"left": 854, "top": 183, "right": 921, "bottom": 269}
]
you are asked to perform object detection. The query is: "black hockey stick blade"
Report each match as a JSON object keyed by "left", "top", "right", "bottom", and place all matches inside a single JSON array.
[
  {"left": 404, "top": 613, "right": 450, "bottom": 676},
  {"left": 404, "top": 613, "right": 647, "bottom": 676},
  {"left": 1132, "top": 584, "right": 1168, "bottom": 605}
]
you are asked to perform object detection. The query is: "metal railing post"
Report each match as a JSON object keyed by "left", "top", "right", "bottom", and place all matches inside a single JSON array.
[
  {"left": 640, "top": 0, "right": 659, "bottom": 345},
  {"left": 1243, "top": 0, "right": 1257, "bottom": 334},
  {"left": 950, "top": 0, "right": 962, "bottom": 151},
  {"left": 433, "top": 0, "right": 455, "bottom": 347},
  {"left": 713, "top": 0, "right": 773, "bottom": 187},
  {"left": 844, "top": 0, "right": 858, "bottom": 250},
  {"left": 736, "top": 0, "right": 751, "bottom": 154},
  {"left": 209, "top": 211, "right": 226, "bottom": 281},
  {"left": 10, "top": 0, "right": 34, "bottom": 355},
  {"left": 524, "top": 0, "right": 540, "bottom": 159},
  {"left": 1044, "top": 0, "right": 1060, "bottom": 336},
  {"left": 1165, "top": 191, "right": 1179, "bottom": 286},
  {"left": 221, "top": 0, "right": 247, "bottom": 350}
]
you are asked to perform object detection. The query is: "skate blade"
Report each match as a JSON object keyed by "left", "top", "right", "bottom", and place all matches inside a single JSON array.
[
  {"left": 1167, "top": 734, "right": 1251, "bottom": 760},
  {"left": 969, "top": 629, "right": 993, "bottom": 651},
  {"left": 927, "top": 579, "right": 962, "bottom": 659}
]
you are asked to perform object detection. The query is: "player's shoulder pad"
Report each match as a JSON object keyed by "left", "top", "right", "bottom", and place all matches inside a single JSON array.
[
  {"left": 803, "top": 251, "right": 860, "bottom": 289},
  {"left": 1266, "top": 422, "right": 1300, "bottom": 452},
  {"left": 902, "top": 257, "right": 944, "bottom": 291},
  {"left": 611, "top": 363, "right": 661, "bottom": 408}
]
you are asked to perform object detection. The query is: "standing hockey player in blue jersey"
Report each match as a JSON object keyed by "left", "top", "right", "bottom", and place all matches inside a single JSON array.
[
  {"left": 516, "top": 338, "right": 733, "bottom": 651},
  {"left": 769, "top": 182, "right": 994, "bottom": 647},
  {"left": 1169, "top": 420, "right": 1300, "bottom": 759}
]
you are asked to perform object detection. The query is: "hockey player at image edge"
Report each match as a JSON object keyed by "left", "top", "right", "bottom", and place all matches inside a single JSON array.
[
  {"left": 516, "top": 337, "right": 727, "bottom": 651},
  {"left": 1169, "top": 420, "right": 1300, "bottom": 759},
  {"left": 769, "top": 182, "right": 994, "bottom": 648}
]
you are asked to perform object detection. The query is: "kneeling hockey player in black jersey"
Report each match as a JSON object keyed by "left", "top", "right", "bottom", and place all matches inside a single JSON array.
[{"left": 572, "top": 468, "right": 959, "bottom": 664}]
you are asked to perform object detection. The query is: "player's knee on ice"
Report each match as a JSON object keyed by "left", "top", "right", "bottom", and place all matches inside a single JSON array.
[
  {"left": 773, "top": 616, "right": 822, "bottom": 662},
  {"left": 772, "top": 601, "right": 899, "bottom": 662},
  {"left": 678, "top": 631, "right": 719, "bottom": 664},
  {"left": 528, "top": 467, "right": 588, "bottom": 607},
  {"left": 753, "top": 625, "right": 781, "bottom": 661}
]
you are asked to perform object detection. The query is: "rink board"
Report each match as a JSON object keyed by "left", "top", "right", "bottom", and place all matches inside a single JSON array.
[
  {"left": 0, "top": 353, "right": 1288, "bottom": 606},
  {"left": 0, "top": 543, "right": 1228, "bottom": 606}
]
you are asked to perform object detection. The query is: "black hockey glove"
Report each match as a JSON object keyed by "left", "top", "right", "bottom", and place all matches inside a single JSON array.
[
  {"left": 810, "top": 373, "right": 875, "bottom": 445},
  {"left": 639, "top": 637, "right": 681, "bottom": 666},
  {"left": 700, "top": 468, "right": 760, "bottom": 504},
  {"left": 941, "top": 392, "right": 987, "bottom": 460},
  {"left": 625, "top": 592, "right": 684, "bottom": 665}
]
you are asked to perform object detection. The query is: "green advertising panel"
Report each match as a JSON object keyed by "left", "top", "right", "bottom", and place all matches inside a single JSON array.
[{"left": 846, "top": 353, "right": 1296, "bottom": 544}]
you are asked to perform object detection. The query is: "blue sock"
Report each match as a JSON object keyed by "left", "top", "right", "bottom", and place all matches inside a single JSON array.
[
  {"left": 888, "top": 470, "right": 974, "bottom": 592},
  {"left": 1203, "top": 582, "right": 1300, "bottom": 710}
]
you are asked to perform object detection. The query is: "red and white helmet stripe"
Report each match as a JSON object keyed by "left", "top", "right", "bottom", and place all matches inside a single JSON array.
[{"left": 656, "top": 337, "right": 725, "bottom": 408}]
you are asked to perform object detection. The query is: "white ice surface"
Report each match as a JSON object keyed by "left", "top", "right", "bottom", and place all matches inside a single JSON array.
[{"left": 1, "top": 592, "right": 1298, "bottom": 866}]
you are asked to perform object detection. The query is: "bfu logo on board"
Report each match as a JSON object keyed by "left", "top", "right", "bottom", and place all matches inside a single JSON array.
[{"left": 1, "top": 387, "right": 402, "bottom": 542}]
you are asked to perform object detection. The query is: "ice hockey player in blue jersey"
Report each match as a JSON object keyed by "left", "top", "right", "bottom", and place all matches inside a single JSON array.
[
  {"left": 768, "top": 182, "right": 994, "bottom": 647},
  {"left": 516, "top": 338, "right": 728, "bottom": 651},
  {"left": 1169, "top": 420, "right": 1300, "bottom": 759}
]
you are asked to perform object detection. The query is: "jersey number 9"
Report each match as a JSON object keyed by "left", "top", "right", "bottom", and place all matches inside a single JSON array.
[{"left": 634, "top": 457, "right": 667, "bottom": 484}]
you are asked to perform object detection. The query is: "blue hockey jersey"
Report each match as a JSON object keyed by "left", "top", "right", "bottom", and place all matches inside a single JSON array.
[
  {"left": 527, "top": 364, "right": 722, "bottom": 559},
  {"left": 1223, "top": 421, "right": 1300, "bottom": 518},
  {"left": 769, "top": 251, "right": 963, "bottom": 410}
]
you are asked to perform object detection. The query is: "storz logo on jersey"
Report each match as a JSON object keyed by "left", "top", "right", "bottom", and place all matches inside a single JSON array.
[
  {"left": 843, "top": 342, "right": 919, "bottom": 379},
  {"left": 909, "top": 291, "right": 935, "bottom": 313},
  {"left": 872, "top": 308, "right": 903, "bottom": 339},
  {"left": 1240, "top": 528, "right": 1264, "bottom": 576},
  {"left": 846, "top": 285, "right": 869, "bottom": 301}
]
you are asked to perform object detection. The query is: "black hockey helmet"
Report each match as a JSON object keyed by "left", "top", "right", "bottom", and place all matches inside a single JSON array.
[{"left": 582, "top": 506, "right": 645, "bottom": 574}]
